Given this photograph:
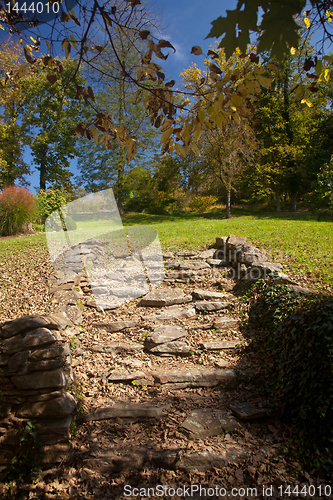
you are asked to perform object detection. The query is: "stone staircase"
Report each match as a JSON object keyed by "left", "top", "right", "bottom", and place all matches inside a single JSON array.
[{"left": 48, "top": 242, "right": 285, "bottom": 490}]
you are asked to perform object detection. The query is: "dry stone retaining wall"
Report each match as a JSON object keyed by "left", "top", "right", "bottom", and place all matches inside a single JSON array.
[{"left": 0, "top": 314, "right": 75, "bottom": 468}]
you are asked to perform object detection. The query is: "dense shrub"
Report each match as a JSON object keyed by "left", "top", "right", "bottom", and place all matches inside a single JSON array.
[
  {"left": 35, "top": 188, "right": 70, "bottom": 224},
  {"left": 0, "top": 185, "right": 35, "bottom": 236},
  {"left": 189, "top": 195, "right": 218, "bottom": 212},
  {"left": 248, "top": 280, "right": 333, "bottom": 476}
]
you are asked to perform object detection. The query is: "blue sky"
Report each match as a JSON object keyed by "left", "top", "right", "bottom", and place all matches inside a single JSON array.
[
  {"left": 150, "top": 0, "right": 236, "bottom": 79},
  {"left": 3, "top": 1, "right": 237, "bottom": 191}
]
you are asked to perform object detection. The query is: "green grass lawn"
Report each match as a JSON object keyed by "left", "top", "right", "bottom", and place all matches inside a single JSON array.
[{"left": 1, "top": 208, "right": 332, "bottom": 289}]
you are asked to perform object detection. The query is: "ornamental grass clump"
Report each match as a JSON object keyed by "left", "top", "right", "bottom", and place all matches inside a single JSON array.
[{"left": 0, "top": 185, "right": 36, "bottom": 236}]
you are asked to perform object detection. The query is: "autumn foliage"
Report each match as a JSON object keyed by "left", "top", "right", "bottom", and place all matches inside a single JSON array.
[{"left": 0, "top": 185, "right": 35, "bottom": 236}]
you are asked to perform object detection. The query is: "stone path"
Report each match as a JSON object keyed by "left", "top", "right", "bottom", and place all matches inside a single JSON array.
[{"left": 45, "top": 236, "right": 314, "bottom": 498}]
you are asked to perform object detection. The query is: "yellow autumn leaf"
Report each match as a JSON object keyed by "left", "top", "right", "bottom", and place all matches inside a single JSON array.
[
  {"left": 160, "top": 127, "right": 173, "bottom": 144},
  {"left": 256, "top": 73, "right": 271, "bottom": 89},
  {"left": 197, "top": 108, "right": 205, "bottom": 123},
  {"left": 174, "top": 142, "right": 186, "bottom": 158},
  {"left": 245, "top": 79, "right": 261, "bottom": 95},
  {"left": 191, "top": 143, "right": 201, "bottom": 156},
  {"left": 90, "top": 126, "right": 98, "bottom": 145},
  {"left": 230, "top": 93, "right": 244, "bottom": 107},
  {"left": 301, "top": 98, "right": 313, "bottom": 107},
  {"left": 215, "top": 112, "right": 225, "bottom": 129},
  {"left": 294, "top": 83, "right": 304, "bottom": 101},
  {"left": 30, "top": 36, "right": 37, "bottom": 43},
  {"left": 290, "top": 47, "right": 297, "bottom": 55},
  {"left": 0, "top": 24, "right": 4, "bottom": 31},
  {"left": 70, "top": 36, "right": 78, "bottom": 50},
  {"left": 326, "top": 9, "right": 332, "bottom": 22},
  {"left": 304, "top": 17, "right": 310, "bottom": 29}
]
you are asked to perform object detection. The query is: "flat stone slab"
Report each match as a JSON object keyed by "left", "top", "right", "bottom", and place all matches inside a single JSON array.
[
  {"left": 58, "top": 305, "right": 83, "bottom": 325},
  {"left": 16, "top": 393, "right": 76, "bottom": 418},
  {"left": 195, "top": 301, "right": 232, "bottom": 312},
  {"left": 192, "top": 289, "right": 230, "bottom": 300},
  {"left": 181, "top": 409, "right": 240, "bottom": 439},
  {"left": 166, "top": 269, "right": 210, "bottom": 279},
  {"left": 215, "top": 359, "right": 230, "bottom": 368},
  {"left": 51, "top": 290, "right": 79, "bottom": 305},
  {"left": 82, "top": 447, "right": 179, "bottom": 473},
  {"left": 109, "top": 286, "right": 147, "bottom": 298},
  {"left": 86, "top": 403, "right": 165, "bottom": 421},
  {"left": 141, "top": 306, "right": 196, "bottom": 322},
  {"left": 178, "top": 261, "right": 211, "bottom": 270},
  {"left": 216, "top": 236, "right": 228, "bottom": 248},
  {"left": 199, "top": 341, "right": 240, "bottom": 351},
  {"left": 91, "top": 286, "right": 108, "bottom": 295},
  {"left": 176, "top": 250, "right": 199, "bottom": 257},
  {"left": 107, "top": 370, "right": 147, "bottom": 383},
  {"left": 91, "top": 342, "right": 143, "bottom": 354},
  {"left": 229, "top": 402, "right": 271, "bottom": 420},
  {"left": 0, "top": 315, "right": 63, "bottom": 339},
  {"left": 149, "top": 341, "right": 192, "bottom": 356},
  {"left": 48, "top": 271, "right": 79, "bottom": 286},
  {"left": 206, "top": 258, "right": 225, "bottom": 267},
  {"left": 93, "top": 320, "right": 138, "bottom": 333},
  {"left": 2, "top": 328, "right": 60, "bottom": 354},
  {"left": 198, "top": 249, "right": 216, "bottom": 259},
  {"left": 145, "top": 325, "right": 187, "bottom": 348},
  {"left": 243, "top": 262, "right": 283, "bottom": 280},
  {"left": 213, "top": 318, "right": 240, "bottom": 329},
  {"left": 151, "top": 368, "right": 237, "bottom": 387},
  {"left": 177, "top": 447, "right": 249, "bottom": 472},
  {"left": 140, "top": 289, "right": 192, "bottom": 307}
]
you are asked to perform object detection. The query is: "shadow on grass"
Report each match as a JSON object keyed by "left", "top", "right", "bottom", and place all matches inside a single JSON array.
[{"left": 65, "top": 207, "right": 329, "bottom": 226}]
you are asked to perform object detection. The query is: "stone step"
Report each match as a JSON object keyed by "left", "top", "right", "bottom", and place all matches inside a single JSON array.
[
  {"left": 81, "top": 447, "right": 179, "bottom": 474},
  {"left": 213, "top": 317, "right": 240, "bottom": 329},
  {"left": 180, "top": 408, "right": 241, "bottom": 439},
  {"left": 144, "top": 325, "right": 187, "bottom": 349},
  {"left": 141, "top": 305, "right": 196, "bottom": 322},
  {"left": 151, "top": 367, "right": 237, "bottom": 388},
  {"left": 199, "top": 340, "right": 240, "bottom": 351},
  {"left": 92, "top": 320, "right": 138, "bottom": 333},
  {"left": 86, "top": 403, "right": 166, "bottom": 421},
  {"left": 195, "top": 301, "right": 232, "bottom": 312},
  {"left": 192, "top": 289, "right": 230, "bottom": 300},
  {"left": 91, "top": 342, "right": 143, "bottom": 354},
  {"left": 177, "top": 447, "right": 249, "bottom": 472},
  {"left": 149, "top": 341, "right": 192, "bottom": 356},
  {"left": 140, "top": 289, "right": 192, "bottom": 307}
]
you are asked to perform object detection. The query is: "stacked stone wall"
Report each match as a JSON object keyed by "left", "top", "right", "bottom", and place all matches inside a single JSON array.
[{"left": 0, "top": 314, "right": 75, "bottom": 468}]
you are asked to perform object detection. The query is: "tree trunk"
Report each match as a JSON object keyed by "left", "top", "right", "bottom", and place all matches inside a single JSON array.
[
  {"left": 289, "top": 174, "right": 297, "bottom": 212},
  {"left": 226, "top": 189, "right": 231, "bottom": 219},
  {"left": 290, "top": 192, "right": 297, "bottom": 212},
  {"left": 116, "top": 157, "right": 125, "bottom": 215},
  {"left": 275, "top": 186, "right": 281, "bottom": 213},
  {"left": 116, "top": 73, "right": 125, "bottom": 215},
  {"left": 40, "top": 158, "right": 47, "bottom": 191}
]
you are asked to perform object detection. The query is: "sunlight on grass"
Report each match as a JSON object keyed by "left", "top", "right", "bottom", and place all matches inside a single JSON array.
[{"left": 0, "top": 210, "right": 332, "bottom": 289}]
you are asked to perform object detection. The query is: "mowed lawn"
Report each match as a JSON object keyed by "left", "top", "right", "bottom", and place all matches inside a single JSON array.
[{"left": 0, "top": 209, "right": 332, "bottom": 291}]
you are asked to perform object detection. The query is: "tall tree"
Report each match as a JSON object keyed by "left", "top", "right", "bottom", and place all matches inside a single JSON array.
[
  {"left": 19, "top": 57, "right": 87, "bottom": 190},
  {"left": 180, "top": 45, "right": 258, "bottom": 218},
  {"left": 0, "top": 40, "right": 30, "bottom": 188},
  {"left": 199, "top": 120, "right": 256, "bottom": 218},
  {"left": 76, "top": 6, "right": 160, "bottom": 212}
]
